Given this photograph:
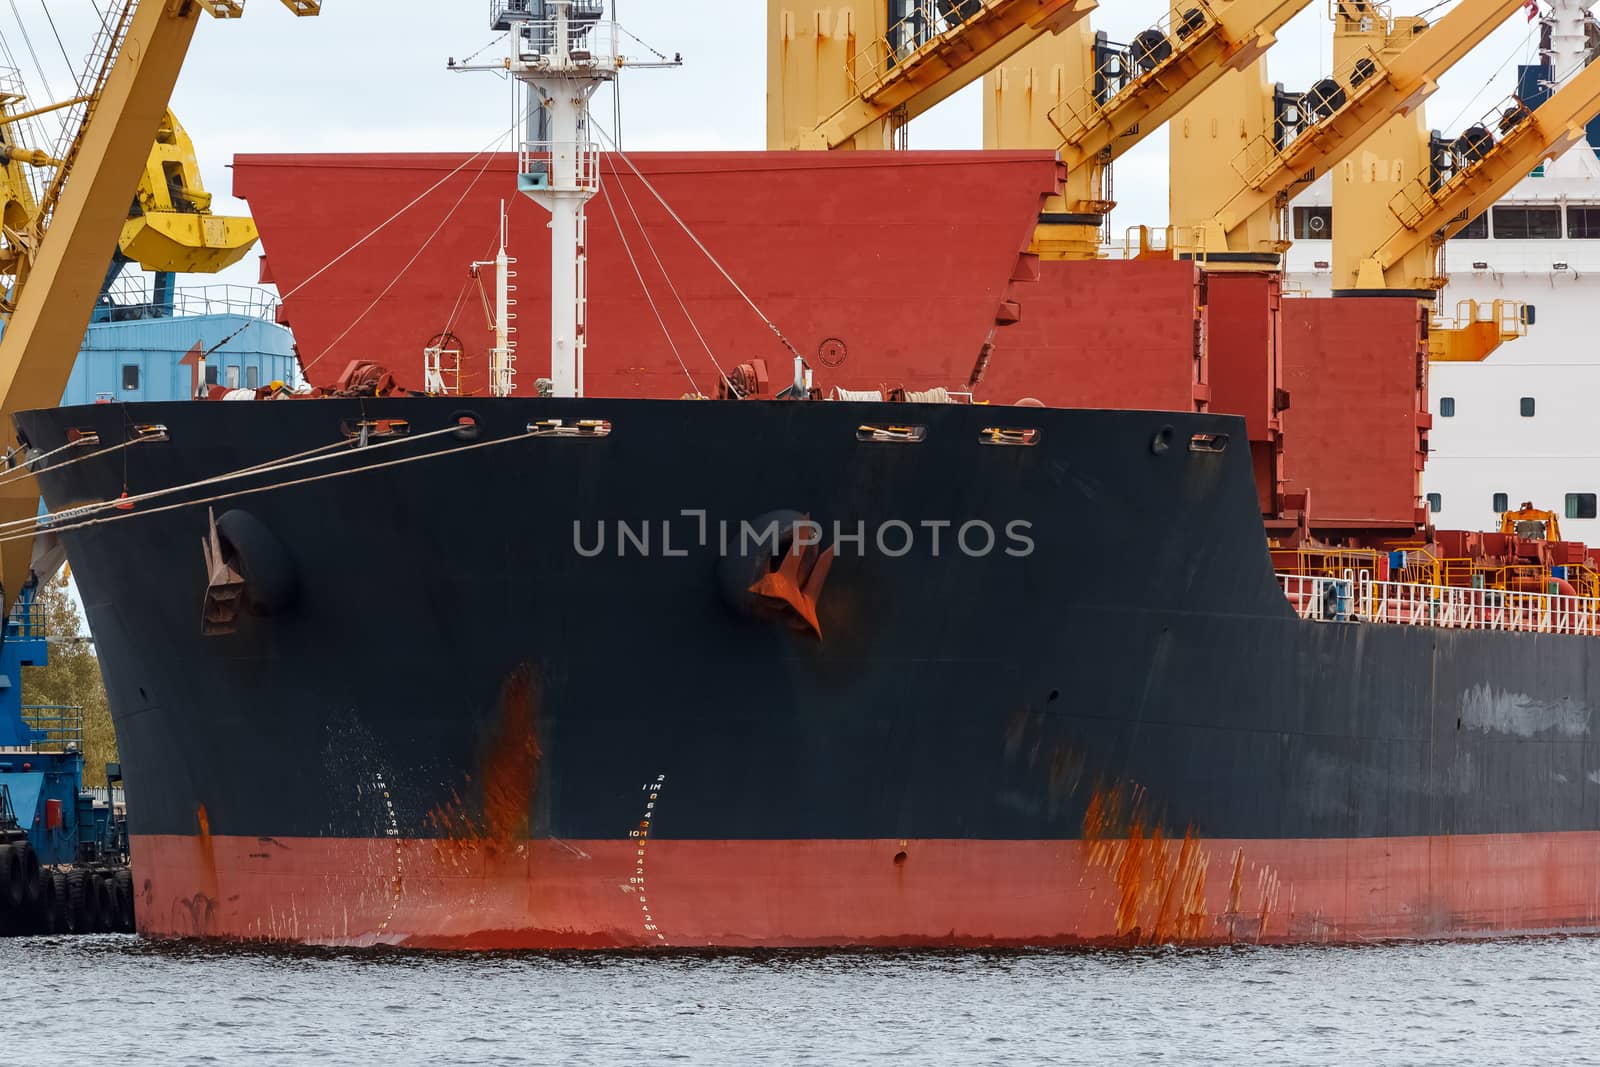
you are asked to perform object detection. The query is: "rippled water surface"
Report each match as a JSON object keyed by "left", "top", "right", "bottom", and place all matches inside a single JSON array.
[{"left": 2, "top": 936, "right": 1597, "bottom": 1065}]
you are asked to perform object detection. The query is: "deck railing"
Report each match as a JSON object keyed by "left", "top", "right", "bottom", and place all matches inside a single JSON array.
[
  {"left": 1279, "top": 572, "right": 1600, "bottom": 636},
  {"left": 21, "top": 705, "right": 85, "bottom": 752},
  {"left": 94, "top": 283, "right": 280, "bottom": 323}
]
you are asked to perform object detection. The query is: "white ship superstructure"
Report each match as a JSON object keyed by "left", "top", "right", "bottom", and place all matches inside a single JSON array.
[{"left": 1285, "top": 0, "right": 1600, "bottom": 536}]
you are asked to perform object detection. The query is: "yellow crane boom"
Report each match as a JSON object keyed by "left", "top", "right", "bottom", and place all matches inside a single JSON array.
[
  {"left": 1182, "top": 0, "right": 1525, "bottom": 257},
  {"left": 769, "top": 0, "right": 1095, "bottom": 151},
  {"left": 0, "top": 0, "right": 316, "bottom": 612},
  {"left": 1, "top": 102, "right": 260, "bottom": 279},
  {"left": 1048, "top": 0, "right": 1311, "bottom": 170},
  {"left": 985, "top": 0, "right": 1311, "bottom": 258},
  {"left": 1354, "top": 53, "right": 1600, "bottom": 289}
]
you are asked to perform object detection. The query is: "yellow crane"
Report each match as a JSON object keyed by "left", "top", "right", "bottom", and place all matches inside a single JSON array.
[
  {"left": 1324, "top": 42, "right": 1600, "bottom": 360},
  {"left": 1170, "top": 0, "right": 1526, "bottom": 261},
  {"left": 120, "top": 109, "right": 260, "bottom": 274},
  {"left": 1342, "top": 55, "right": 1600, "bottom": 293},
  {"left": 0, "top": 0, "right": 319, "bottom": 612},
  {"left": 983, "top": 0, "right": 1312, "bottom": 258},
  {"left": 768, "top": 0, "right": 1095, "bottom": 151},
  {"left": 0, "top": 96, "right": 259, "bottom": 280}
]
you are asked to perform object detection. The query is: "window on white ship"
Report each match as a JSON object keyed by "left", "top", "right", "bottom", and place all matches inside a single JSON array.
[
  {"left": 1520, "top": 396, "right": 1536, "bottom": 417},
  {"left": 1492, "top": 206, "right": 1561, "bottom": 239},
  {"left": 1292, "top": 206, "right": 1332, "bottom": 239},
  {"left": 1568, "top": 493, "right": 1598, "bottom": 520},
  {"left": 246, "top": 366, "right": 260, "bottom": 390},
  {"left": 1493, "top": 493, "right": 1509, "bottom": 513},
  {"left": 1455, "top": 213, "right": 1488, "bottom": 239},
  {"left": 1568, "top": 205, "right": 1600, "bottom": 238},
  {"left": 225, "top": 365, "right": 240, "bottom": 390},
  {"left": 1439, "top": 396, "right": 1456, "bottom": 417},
  {"left": 1427, "top": 492, "right": 1443, "bottom": 513},
  {"left": 120, "top": 364, "right": 138, "bottom": 391}
]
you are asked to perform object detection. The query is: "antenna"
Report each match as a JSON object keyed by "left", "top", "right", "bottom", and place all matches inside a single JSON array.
[{"left": 455, "top": 2, "right": 679, "bottom": 398}]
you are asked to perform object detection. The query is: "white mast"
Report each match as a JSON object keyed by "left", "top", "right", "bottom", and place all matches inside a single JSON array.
[
  {"left": 504, "top": 0, "right": 618, "bottom": 399},
  {"left": 453, "top": 4, "right": 677, "bottom": 398},
  {"left": 472, "top": 201, "right": 518, "bottom": 398}
]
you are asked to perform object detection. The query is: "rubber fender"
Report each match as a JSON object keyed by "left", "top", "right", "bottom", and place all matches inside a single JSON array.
[
  {"left": 49, "top": 871, "right": 67, "bottom": 934},
  {"left": 718, "top": 510, "right": 810, "bottom": 617},
  {"left": 36, "top": 869, "right": 58, "bottom": 934},
  {"left": 114, "top": 868, "right": 136, "bottom": 932},
  {"left": 82, "top": 873, "right": 104, "bottom": 933},
  {"left": 215, "top": 509, "right": 299, "bottom": 616},
  {"left": 17, "top": 841, "right": 39, "bottom": 909},
  {"left": 0, "top": 843, "right": 21, "bottom": 910},
  {"left": 65, "top": 869, "right": 86, "bottom": 934},
  {"left": 95, "top": 874, "right": 117, "bottom": 933}
]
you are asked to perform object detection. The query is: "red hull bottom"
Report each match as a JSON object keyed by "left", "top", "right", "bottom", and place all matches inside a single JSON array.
[{"left": 132, "top": 833, "right": 1600, "bottom": 949}]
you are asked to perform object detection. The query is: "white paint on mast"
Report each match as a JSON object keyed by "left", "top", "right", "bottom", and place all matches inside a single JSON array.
[
  {"left": 455, "top": 4, "right": 678, "bottom": 397},
  {"left": 504, "top": 0, "right": 619, "bottom": 399},
  {"left": 496, "top": 207, "right": 516, "bottom": 398}
]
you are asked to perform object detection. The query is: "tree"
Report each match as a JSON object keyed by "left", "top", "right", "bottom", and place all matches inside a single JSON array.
[{"left": 22, "top": 573, "right": 117, "bottom": 787}]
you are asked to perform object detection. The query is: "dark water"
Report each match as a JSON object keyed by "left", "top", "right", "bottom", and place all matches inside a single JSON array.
[{"left": 2, "top": 936, "right": 1596, "bottom": 1065}]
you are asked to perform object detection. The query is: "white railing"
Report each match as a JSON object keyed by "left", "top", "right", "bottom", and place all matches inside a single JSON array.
[
  {"left": 96, "top": 283, "right": 280, "bottom": 322},
  {"left": 1279, "top": 572, "right": 1600, "bottom": 636},
  {"left": 518, "top": 140, "right": 601, "bottom": 195}
]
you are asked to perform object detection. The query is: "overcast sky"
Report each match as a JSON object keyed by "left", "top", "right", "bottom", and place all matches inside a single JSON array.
[{"left": 6, "top": 1, "right": 1552, "bottom": 288}]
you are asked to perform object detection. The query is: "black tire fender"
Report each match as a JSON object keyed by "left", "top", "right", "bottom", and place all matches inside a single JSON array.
[
  {"left": 49, "top": 871, "right": 67, "bottom": 933},
  {"left": 35, "top": 869, "right": 57, "bottom": 934},
  {"left": 65, "top": 869, "right": 87, "bottom": 933},
  {"left": 95, "top": 875, "right": 117, "bottom": 933},
  {"left": 17, "top": 841, "right": 40, "bottom": 910},
  {"left": 114, "top": 868, "right": 135, "bottom": 932},
  {"left": 215, "top": 509, "right": 298, "bottom": 616},
  {"left": 0, "top": 843, "right": 21, "bottom": 910}
]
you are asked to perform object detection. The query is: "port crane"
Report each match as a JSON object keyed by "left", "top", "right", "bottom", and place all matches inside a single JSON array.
[
  {"left": 768, "top": 0, "right": 1096, "bottom": 151},
  {"left": 983, "top": 0, "right": 1314, "bottom": 258},
  {"left": 1326, "top": 48, "right": 1600, "bottom": 359},
  {"left": 117, "top": 109, "right": 259, "bottom": 275},
  {"left": 0, "top": 94, "right": 260, "bottom": 313},
  {"left": 1339, "top": 42, "right": 1600, "bottom": 292},
  {"left": 0, "top": 0, "right": 320, "bottom": 613},
  {"left": 1170, "top": 0, "right": 1528, "bottom": 261}
]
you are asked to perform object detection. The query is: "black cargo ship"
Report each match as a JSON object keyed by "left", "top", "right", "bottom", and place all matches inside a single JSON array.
[{"left": 12, "top": 394, "right": 1600, "bottom": 947}]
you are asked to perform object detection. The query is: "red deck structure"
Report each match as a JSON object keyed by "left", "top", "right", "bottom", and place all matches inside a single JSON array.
[
  {"left": 236, "top": 150, "right": 1431, "bottom": 537},
  {"left": 233, "top": 151, "right": 1063, "bottom": 400}
]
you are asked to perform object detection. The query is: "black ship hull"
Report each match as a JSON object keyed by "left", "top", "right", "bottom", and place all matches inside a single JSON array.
[{"left": 15, "top": 396, "right": 1600, "bottom": 947}]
